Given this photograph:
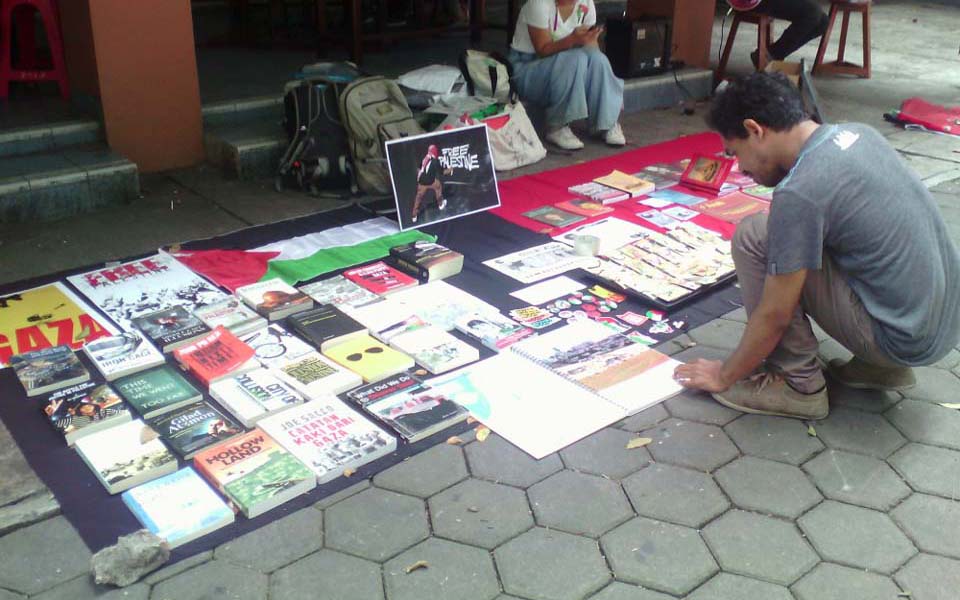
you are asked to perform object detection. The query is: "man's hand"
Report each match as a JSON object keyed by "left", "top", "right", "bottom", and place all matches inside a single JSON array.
[{"left": 674, "top": 359, "right": 730, "bottom": 393}]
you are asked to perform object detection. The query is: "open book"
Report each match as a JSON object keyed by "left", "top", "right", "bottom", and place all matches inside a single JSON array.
[{"left": 430, "top": 319, "right": 683, "bottom": 458}]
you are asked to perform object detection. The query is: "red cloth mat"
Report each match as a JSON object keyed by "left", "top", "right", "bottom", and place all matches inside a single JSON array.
[{"left": 494, "top": 132, "right": 737, "bottom": 239}]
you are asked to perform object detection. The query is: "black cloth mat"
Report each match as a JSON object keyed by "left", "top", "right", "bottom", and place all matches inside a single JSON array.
[{"left": 0, "top": 206, "right": 741, "bottom": 562}]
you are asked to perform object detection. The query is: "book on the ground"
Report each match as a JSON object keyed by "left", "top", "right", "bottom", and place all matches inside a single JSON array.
[
  {"left": 0, "top": 281, "right": 118, "bottom": 367},
  {"left": 258, "top": 397, "right": 396, "bottom": 484},
  {"left": 40, "top": 380, "right": 132, "bottom": 446},
  {"left": 692, "top": 192, "right": 770, "bottom": 224},
  {"left": 75, "top": 419, "right": 178, "bottom": 494},
  {"left": 567, "top": 181, "right": 630, "bottom": 205},
  {"left": 369, "top": 280, "right": 499, "bottom": 332},
  {"left": 114, "top": 364, "right": 203, "bottom": 419},
  {"left": 193, "top": 296, "right": 267, "bottom": 337},
  {"left": 553, "top": 198, "right": 614, "bottom": 217},
  {"left": 343, "top": 261, "right": 419, "bottom": 296},
  {"left": 345, "top": 372, "right": 424, "bottom": 406},
  {"left": 593, "top": 170, "right": 656, "bottom": 197},
  {"left": 482, "top": 242, "right": 592, "bottom": 284},
  {"left": 209, "top": 367, "right": 304, "bottom": 427},
  {"left": 193, "top": 428, "right": 316, "bottom": 518},
  {"left": 82, "top": 331, "right": 165, "bottom": 381},
  {"left": 679, "top": 154, "right": 735, "bottom": 194},
  {"left": 10, "top": 345, "right": 90, "bottom": 397},
  {"left": 146, "top": 400, "right": 245, "bottom": 460},
  {"left": 236, "top": 278, "right": 314, "bottom": 321},
  {"left": 632, "top": 163, "right": 684, "bottom": 190},
  {"left": 387, "top": 241, "right": 465, "bottom": 282},
  {"left": 388, "top": 325, "right": 480, "bottom": 374},
  {"left": 66, "top": 252, "right": 227, "bottom": 331},
  {"left": 521, "top": 206, "right": 585, "bottom": 229},
  {"left": 274, "top": 351, "right": 363, "bottom": 398},
  {"left": 287, "top": 305, "right": 368, "bottom": 352},
  {"left": 121, "top": 467, "right": 234, "bottom": 548},
  {"left": 298, "top": 275, "right": 382, "bottom": 310},
  {"left": 240, "top": 323, "right": 315, "bottom": 369},
  {"left": 454, "top": 311, "right": 535, "bottom": 351},
  {"left": 130, "top": 305, "right": 211, "bottom": 353},
  {"left": 173, "top": 326, "right": 259, "bottom": 388},
  {"left": 364, "top": 382, "right": 469, "bottom": 443},
  {"left": 322, "top": 334, "right": 415, "bottom": 383}
]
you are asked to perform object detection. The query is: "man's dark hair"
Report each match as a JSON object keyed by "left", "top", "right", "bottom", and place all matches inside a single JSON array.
[{"left": 707, "top": 72, "right": 808, "bottom": 139}]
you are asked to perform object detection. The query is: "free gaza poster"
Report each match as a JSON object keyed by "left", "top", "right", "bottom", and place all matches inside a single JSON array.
[{"left": 386, "top": 124, "right": 500, "bottom": 231}]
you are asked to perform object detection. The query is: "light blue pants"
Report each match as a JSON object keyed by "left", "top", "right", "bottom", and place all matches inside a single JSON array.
[{"left": 509, "top": 47, "right": 624, "bottom": 132}]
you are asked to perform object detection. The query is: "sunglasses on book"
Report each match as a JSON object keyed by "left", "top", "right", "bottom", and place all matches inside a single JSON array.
[{"left": 346, "top": 347, "right": 384, "bottom": 361}]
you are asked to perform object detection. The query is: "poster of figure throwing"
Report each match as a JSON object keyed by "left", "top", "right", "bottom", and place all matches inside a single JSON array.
[{"left": 386, "top": 124, "right": 500, "bottom": 230}]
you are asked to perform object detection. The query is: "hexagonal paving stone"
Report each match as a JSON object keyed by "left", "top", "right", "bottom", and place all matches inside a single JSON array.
[
  {"left": 151, "top": 560, "right": 267, "bottom": 600},
  {"left": 888, "top": 443, "right": 960, "bottom": 498},
  {"left": 616, "top": 404, "right": 669, "bottom": 432},
  {"left": 714, "top": 456, "right": 822, "bottom": 518},
  {"left": 826, "top": 379, "right": 901, "bottom": 414},
  {"left": 495, "top": 527, "right": 611, "bottom": 600},
  {"left": 528, "top": 470, "right": 634, "bottom": 537},
  {"left": 601, "top": 517, "right": 718, "bottom": 596},
  {"left": 559, "top": 427, "right": 651, "bottom": 479},
  {"left": 798, "top": 501, "right": 917, "bottom": 574},
  {"left": 324, "top": 487, "right": 429, "bottom": 562},
  {"left": 30, "top": 577, "right": 149, "bottom": 600},
  {"left": 428, "top": 478, "right": 533, "bottom": 550},
  {"left": 589, "top": 581, "right": 674, "bottom": 600},
  {"left": 672, "top": 344, "right": 730, "bottom": 364},
  {"left": 791, "top": 562, "right": 901, "bottom": 600},
  {"left": 894, "top": 554, "right": 960, "bottom": 600},
  {"left": 686, "top": 573, "right": 793, "bottom": 600},
  {"left": 886, "top": 400, "right": 960, "bottom": 451},
  {"left": 0, "top": 589, "right": 23, "bottom": 600},
  {"left": 664, "top": 390, "right": 741, "bottom": 426},
  {"left": 930, "top": 348, "right": 960, "bottom": 371},
  {"left": 383, "top": 538, "right": 499, "bottom": 600},
  {"left": 641, "top": 419, "right": 739, "bottom": 472},
  {"left": 904, "top": 367, "right": 960, "bottom": 404},
  {"left": 373, "top": 443, "right": 468, "bottom": 498},
  {"left": 465, "top": 434, "right": 563, "bottom": 487},
  {"left": 805, "top": 448, "right": 912, "bottom": 511},
  {"left": 269, "top": 549, "right": 383, "bottom": 600},
  {"left": 813, "top": 407, "right": 906, "bottom": 458},
  {"left": 702, "top": 510, "right": 818, "bottom": 586},
  {"left": 723, "top": 414, "right": 824, "bottom": 465},
  {"left": 891, "top": 494, "right": 960, "bottom": 559},
  {"left": 0, "top": 516, "right": 90, "bottom": 595},
  {"left": 622, "top": 463, "right": 728, "bottom": 528},
  {"left": 215, "top": 507, "right": 323, "bottom": 573},
  {"left": 721, "top": 307, "right": 747, "bottom": 323},
  {"left": 687, "top": 319, "right": 745, "bottom": 350}
]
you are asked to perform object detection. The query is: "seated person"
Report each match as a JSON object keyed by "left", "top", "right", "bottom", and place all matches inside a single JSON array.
[
  {"left": 508, "top": 0, "right": 625, "bottom": 150},
  {"left": 675, "top": 72, "right": 960, "bottom": 419},
  {"left": 735, "top": 0, "right": 829, "bottom": 67}
]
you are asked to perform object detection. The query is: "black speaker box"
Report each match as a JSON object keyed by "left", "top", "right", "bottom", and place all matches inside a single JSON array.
[{"left": 603, "top": 17, "right": 672, "bottom": 78}]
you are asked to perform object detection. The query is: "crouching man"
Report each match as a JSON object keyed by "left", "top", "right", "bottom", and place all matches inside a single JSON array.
[{"left": 675, "top": 72, "right": 960, "bottom": 419}]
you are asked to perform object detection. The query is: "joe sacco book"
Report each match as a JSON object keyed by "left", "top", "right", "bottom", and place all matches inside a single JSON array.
[{"left": 386, "top": 124, "right": 500, "bottom": 231}]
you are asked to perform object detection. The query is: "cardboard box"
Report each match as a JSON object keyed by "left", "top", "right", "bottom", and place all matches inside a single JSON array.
[{"left": 764, "top": 60, "right": 801, "bottom": 87}]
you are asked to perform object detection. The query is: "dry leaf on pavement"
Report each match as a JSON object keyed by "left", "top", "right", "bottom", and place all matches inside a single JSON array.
[
  {"left": 475, "top": 426, "right": 491, "bottom": 442},
  {"left": 626, "top": 437, "right": 652, "bottom": 449},
  {"left": 446, "top": 436, "right": 464, "bottom": 445},
  {"left": 405, "top": 560, "right": 429, "bottom": 573}
]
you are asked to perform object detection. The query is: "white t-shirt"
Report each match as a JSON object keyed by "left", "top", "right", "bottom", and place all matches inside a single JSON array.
[{"left": 510, "top": 0, "right": 597, "bottom": 54}]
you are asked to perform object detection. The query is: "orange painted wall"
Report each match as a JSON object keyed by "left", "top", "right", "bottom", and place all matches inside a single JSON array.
[
  {"left": 58, "top": 1, "right": 100, "bottom": 98},
  {"left": 87, "top": 0, "right": 204, "bottom": 172},
  {"left": 628, "top": 0, "right": 717, "bottom": 69}
]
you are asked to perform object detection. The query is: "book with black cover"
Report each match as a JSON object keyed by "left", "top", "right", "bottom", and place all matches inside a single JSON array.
[
  {"left": 130, "top": 305, "right": 211, "bottom": 353},
  {"left": 388, "top": 241, "right": 464, "bottom": 282},
  {"left": 147, "top": 400, "right": 245, "bottom": 460},
  {"left": 288, "top": 305, "right": 368, "bottom": 352},
  {"left": 345, "top": 372, "right": 424, "bottom": 406},
  {"left": 363, "top": 381, "right": 469, "bottom": 442}
]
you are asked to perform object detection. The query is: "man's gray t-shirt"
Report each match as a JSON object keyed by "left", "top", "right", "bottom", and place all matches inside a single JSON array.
[{"left": 767, "top": 123, "right": 960, "bottom": 365}]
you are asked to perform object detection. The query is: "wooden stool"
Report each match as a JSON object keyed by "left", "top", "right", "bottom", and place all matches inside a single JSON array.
[
  {"left": 716, "top": 12, "right": 775, "bottom": 83},
  {"left": 0, "top": 0, "right": 69, "bottom": 99},
  {"left": 813, "top": 0, "right": 871, "bottom": 78}
]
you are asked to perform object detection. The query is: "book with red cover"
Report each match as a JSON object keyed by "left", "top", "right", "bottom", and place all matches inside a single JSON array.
[
  {"left": 173, "top": 326, "right": 258, "bottom": 387},
  {"left": 554, "top": 197, "right": 614, "bottom": 218},
  {"left": 343, "top": 261, "right": 419, "bottom": 296},
  {"left": 680, "top": 154, "right": 736, "bottom": 194},
  {"left": 692, "top": 192, "right": 770, "bottom": 224}
]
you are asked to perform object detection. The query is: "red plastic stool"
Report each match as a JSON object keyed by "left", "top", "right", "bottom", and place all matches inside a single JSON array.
[{"left": 0, "top": 0, "right": 70, "bottom": 99}]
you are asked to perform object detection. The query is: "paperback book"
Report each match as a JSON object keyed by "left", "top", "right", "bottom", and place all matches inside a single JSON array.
[
  {"left": 82, "top": 331, "right": 165, "bottom": 381},
  {"left": 236, "top": 278, "right": 314, "bottom": 321},
  {"left": 113, "top": 364, "right": 203, "bottom": 419},
  {"left": 40, "top": 380, "right": 132, "bottom": 445},
  {"left": 345, "top": 372, "right": 425, "bottom": 406},
  {"left": 364, "top": 382, "right": 469, "bottom": 443},
  {"left": 66, "top": 252, "right": 227, "bottom": 331},
  {"left": 193, "top": 296, "right": 267, "bottom": 337},
  {"left": 592, "top": 170, "right": 656, "bottom": 197},
  {"left": 74, "top": 419, "right": 178, "bottom": 494},
  {"left": 130, "top": 305, "right": 211, "bottom": 353},
  {"left": 287, "top": 305, "right": 368, "bottom": 352},
  {"left": 10, "top": 345, "right": 90, "bottom": 397},
  {"left": 679, "top": 153, "right": 736, "bottom": 194},
  {"left": 275, "top": 351, "right": 363, "bottom": 398},
  {"left": 173, "top": 326, "right": 259, "bottom": 387},
  {"left": 323, "top": 334, "right": 415, "bottom": 383},
  {"left": 692, "top": 192, "right": 770, "bottom": 224},
  {"left": 482, "top": 242, "right": 592, "bottom": 284},
  {"left": 147, "top": 400, "right": 244, "bottom": 460},
  {"left": 297, "top": 275, "right": 381, "bottom": 309},
  {"left": 193, "top": 428, "right": 316, "bottom": 518},
  {"left": 632, "top": 163, "right": 685, "bottom": 190},
  {"left": 553, "top": 198, "right": 614, "bottom": 218},
  {"left": 343, "top": 261, "right": 419, "bottom": 296},
  {"left": 741, "top": 184, "right": 775, "bottom": 201},
  {"left": 258, "top": 397, "right": 397, "bottom": 484},
  {"left": 388, "top": 241, "right": 465, "bottom": 282},
  {"left": 388, "top": 325, "right": 480, "bottom": 375},
  {"left": 454, "top": 311, "right": 535, "bottom": 351},
  {"left": 375, "top": 280, "right": 499, "bottom": 332},
  {"left": 210, "top": 368, "right": 304, "bottom": 427},
  {"left": 240, "top": 324, "right": 316, "bottom": 369},
  {"left": 521, "top": 206, "right": 585, "bottom": 229},
  {"left": 121, "top": 467, "right": 234, "bottom": 548},
  {"left": 567, "top": 181, "right": 630, "bottom": 205}
]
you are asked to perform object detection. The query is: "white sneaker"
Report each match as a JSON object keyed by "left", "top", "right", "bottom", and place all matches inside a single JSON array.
[
  {"left": 604, "top": 123, "right": 626, "bottom": 146},
  {"left": 545, "top": 126, "right": 584, "bottom": 150},
  {"left": 438, "top": 198, "right": 447, "bottom": 210}
]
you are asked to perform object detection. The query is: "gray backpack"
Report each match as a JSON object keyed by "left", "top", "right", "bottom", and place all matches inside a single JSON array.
[{"left": 339, "top": 76, "right": 424, "bottom": 195}]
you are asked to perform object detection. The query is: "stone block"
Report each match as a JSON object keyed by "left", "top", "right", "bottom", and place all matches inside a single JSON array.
[
  {"left": 886, "top": 400, "right": 960, "bottom": 450},
  {"left": 616, "top": 404, "right": 669, "bottom": 432},
  {"left": 495, "top": 527, "right": 610, "bottom": 600},
  {"left": 888, "top": 443, "right": 960, "bottom": 498},
  {"left": 664, "top": 391, "right": 741, "bottom": 426},
  {"left": 791, "top": 562, "right": 900, "bottom": 600},
  {"left": 641, "top": 419, "right": 739, "bottom": 472},
  {"left": 814, "top": 407, "right": 906, "bottom": 458},
  {"left": 559, "top": 427, "right": 651, "bottom": 479},
  {"left": 590, "top": 582, "right": 674, "bottom": 600},
  {"left": 215, "top": 507, "right": 323, "bottom": 573},
  {"left": 465, "top": 434, "right": 563, "bottom": 487},
  {"left": 269, "top": 549, "right": 383, "bottom": 600},
  {"left": 312, "top": 480, "right": 370, "bottom": 509},
  {"left": 0, "top": 492, "right": 59, "bottom": 536},
  {"left": 904, "top": 366, "right": 960, "bottom": 404},
  {"left": 714, "top": 455, "right": 822, "bottom": 518},
  {"left": 890, "top": 494, "right": 960, "bottom": 559},
  {"left": 894, "top": 554, "right": 960, "bottom": 600},
  {"left": 686, "top": 573, "right": 793, "bottom": 600},
  {"left": 30, "top": 576, "right": 149, "bottom": 600},
  {"left": 143, "top": 551, "right": 212, "bottom": 585},
  {"left": 428, "top": 478, "right": 533, "bottom": 550},
  {"left": 528, "top": 470, "right": 634, "bottom": 537},
  {"left": 149, "top": 560, "right": 267, "bottom": 600},
  {"left": 324, "top": 487, "right": 429, "bottom": 562},
  {"left": 373, "top": 443, "right": 468, "bottom": 498},
  {"left": 0, "top": 516, "right": 91, "bottom": 595},
  {"left": 724, "top": 414, "right": 824, "bottom": 465},
  {"left": 383, "top": 538, "right": 499, "bottom": 600},
  {"left": 686, "top": 319, "right": 745, "bottom": 350},
  {"left": 802, "top": 449, "right": 910, "bottom": 510},
  {"left": 622, "top": 463, "right": 728, "bottom": 528},
  {"left": 826, "top": 379, "right": 901, "bottom": 414}
]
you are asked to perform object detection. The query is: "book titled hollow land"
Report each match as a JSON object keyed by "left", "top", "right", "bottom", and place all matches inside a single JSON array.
[
  {"left": 193, "top": 428, "right": 316, "bottom": 518},
  {"left": 40, "top": 380, "right": 132, "bottom": 446},
  {"left": 122, "top": 467, "right": 234, "bottom": 549},
  {"left": 74, "top": 419, "right": 178, "bottom": 494},
  {"left": 147, "top": 400, "right": 245, "bottom": 460},
  {"left": 113, "top": 364, "right": 202, "bottom": 419},
  {"left": 10, "top": 345, "right": 90, "bottom": 397},
  {"left": 258, "top": 398, "right": 396, "bottom": 485}
]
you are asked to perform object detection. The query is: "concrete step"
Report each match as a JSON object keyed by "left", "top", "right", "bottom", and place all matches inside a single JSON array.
[
  {"left": 0, "top": 118, "right": 103, "bottom": 158},
  {"left": 623, "top": 67, "right": 714, "bottom": 113},
  {"left": 0, "top": 144, "right": 140, "bottom": 223}
]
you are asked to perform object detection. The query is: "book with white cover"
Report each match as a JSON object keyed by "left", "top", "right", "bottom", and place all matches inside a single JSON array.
[
  {"left": 240, "top": 324, "right": 316, "bottom": 369},
  {"left": 210, "top": 367, "right": 305, "bottom": 427},
  {"left": 194, "top": 296, "right": 267, "bottom": 337},
  {"left": 236, "top": 278, "right": 313, "bottom": 320},
  {"left": 370, "top": 280, "right": 499, "bottom": 331},
  {"left": 389, "top": 325, "right": 479, "bottom": 374},
  {"left": 482, "top": 242, "right": 593, "bottom": 284},
  {"left": 298, "top": 275, "right": 381, "bottom": 309},
  {"left": 273, "top": 351, "right": 363, "bottom": 399},
  {"left": 67, "top": 252, "right": 227, "bottom": 331},
  {"left": 82, "top": 331, "right": 165, "bottom": 381},
  {"left": 74, "top": 419, "right": 178, "bottom": 494}
]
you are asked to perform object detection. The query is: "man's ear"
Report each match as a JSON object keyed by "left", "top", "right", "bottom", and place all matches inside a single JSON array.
[{"left": 742, "top": 118, "right": 764, "bottom": 140}]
